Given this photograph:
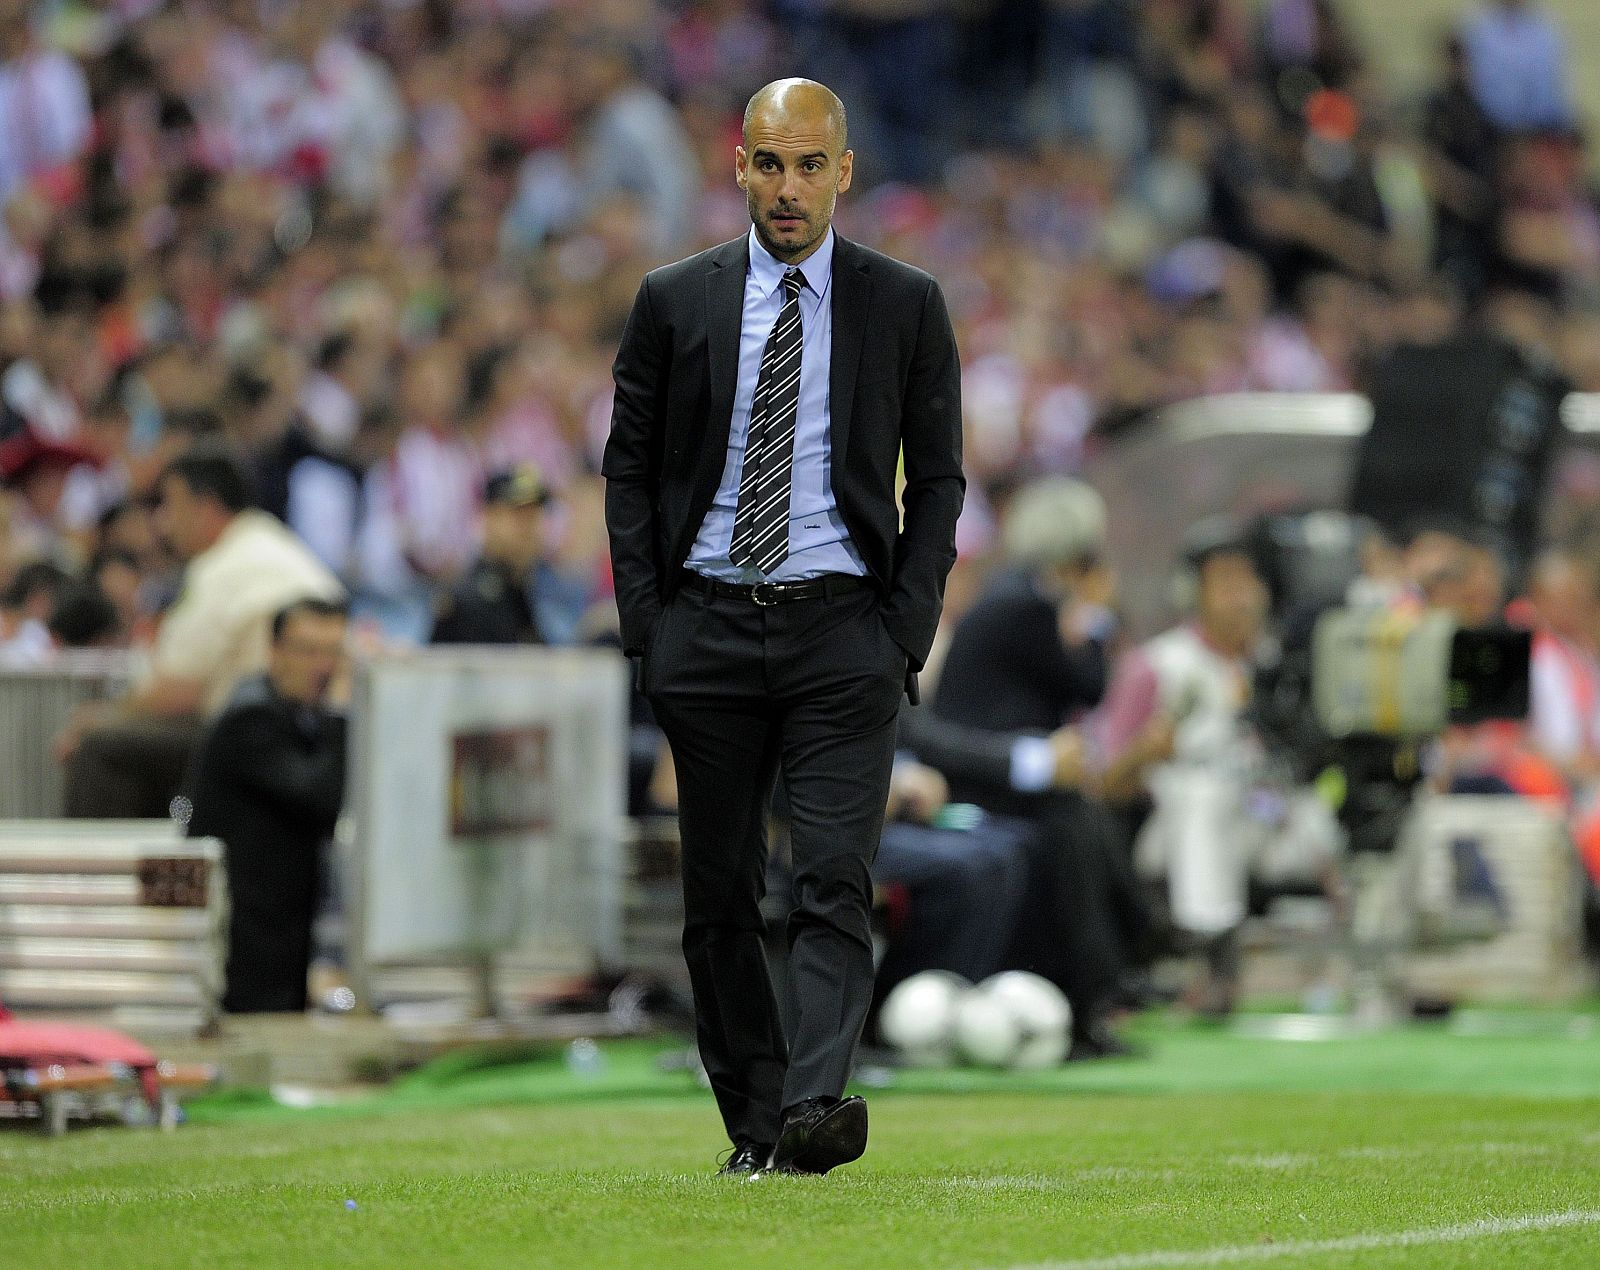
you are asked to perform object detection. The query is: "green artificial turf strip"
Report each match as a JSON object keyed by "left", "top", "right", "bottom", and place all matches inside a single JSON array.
[
  {"left": 8, "top": 1013, "right": 1600, "bottom": 1267},
  {"left": 6, "top": 1089, "right": 1600, "bottom": 1268},
  {"left": 180, "top": 1010, "right": 1600, "bottom": 1127}
]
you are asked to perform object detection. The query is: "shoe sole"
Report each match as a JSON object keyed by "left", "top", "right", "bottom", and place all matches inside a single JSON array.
[{"left": 771, "top": 1099, "right": 868, "bottom": 1175}]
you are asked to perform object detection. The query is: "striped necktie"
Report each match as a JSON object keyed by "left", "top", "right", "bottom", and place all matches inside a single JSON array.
[{"left": 729, "top": 267, "right": 805, "bottom": 575}]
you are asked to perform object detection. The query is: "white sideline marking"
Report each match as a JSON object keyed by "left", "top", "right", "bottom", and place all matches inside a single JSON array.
[
  {"left": 1001, "top": 1209, "right": 1600, "bottom": 1270},
  {"left": 936, "top": 1137, "right": 1567, "bottom": 1193}
]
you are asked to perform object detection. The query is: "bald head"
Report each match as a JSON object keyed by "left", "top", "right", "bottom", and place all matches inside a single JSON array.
[
  {"left": 743, "top": 79, "right": 848, "bottom": 156},
  {"left": 736, "top": 78, "right": 853, "bottom": 264}
]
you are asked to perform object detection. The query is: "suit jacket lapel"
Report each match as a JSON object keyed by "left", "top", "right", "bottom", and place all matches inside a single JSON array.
[
  {"left": 705, "top": 235, "right": 748, "bottom": 449},
  {"left": 675, "top": 235, "right": 748, "bottom": 564},
  {"left": 829, "top": 235, "right": 872, "bottom": 483}
]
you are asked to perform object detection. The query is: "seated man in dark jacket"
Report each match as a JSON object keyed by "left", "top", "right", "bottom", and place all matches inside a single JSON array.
[
  {"left": 185, "top": 598, "right": 349, "bottom": 1013},
  {"left": 925, "top": 477, "right": 1149, "bottom": 1055}
]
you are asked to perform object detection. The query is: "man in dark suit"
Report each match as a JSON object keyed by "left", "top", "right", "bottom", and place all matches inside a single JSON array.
[
  {"left": 603, "top": 77, "right": 963, "bottom": 1177},
  {"left": 185, "top": 598, "right": 348, "bottom": 1013},
  {"left": 929, "top": 478, "right": 1149, "bottom": 1055}
]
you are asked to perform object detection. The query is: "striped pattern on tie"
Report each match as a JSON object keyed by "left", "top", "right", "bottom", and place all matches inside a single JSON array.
[{"left": 729, "top": 268, "right": 805, "bottom": 575}]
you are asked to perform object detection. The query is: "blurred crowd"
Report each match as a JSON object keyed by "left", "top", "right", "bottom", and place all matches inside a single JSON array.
[
  {"left": 687, "top": 473, "right": 1600, "bottom": 1049},
  {"left": 3, "top": 0, "right": 1600, "bottom": 661},
  {"left": 2, "top": 0, "right": 1600, "bottom": 1021}
]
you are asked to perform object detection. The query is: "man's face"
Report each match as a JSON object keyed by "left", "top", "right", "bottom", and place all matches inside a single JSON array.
[
  {"left": 483, "top": 501, "right": 545, "bottom": 573},
  {"left": 1196, "top": 552, "right": 1267, "bottom": 649},
  {"left": 153, "top": 474, "right": 212, "bottom": 561},
  {"left": 736, "top": 101, "right": 852, "bottom": 264},
  {"left": 269, "top": 612, "right": 347, "bottom": 706},
  {"left": 95, "top": 558, "right": 142, "bottom": 623},
  {"left": 104, "top": 503, "right": 158, "bottom": 561}
]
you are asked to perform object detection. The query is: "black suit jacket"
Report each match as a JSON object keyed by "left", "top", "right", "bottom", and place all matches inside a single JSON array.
[
  {"left": 602, "top": 232, "right": 964, "bottom": 685},
  {"left": 184, "top": 675, "right": 346, "bottom": 1012},
  {"left": 898, "top": 699, "right": 1029, "bottom": 798},
  {"left": 932, "top": 567, "right": 1108, "bottom": 737}
]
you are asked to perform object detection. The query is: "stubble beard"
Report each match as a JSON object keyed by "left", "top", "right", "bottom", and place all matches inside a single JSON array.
[{"left": 749, "top": 191, "right": 833, "bottom": 263}]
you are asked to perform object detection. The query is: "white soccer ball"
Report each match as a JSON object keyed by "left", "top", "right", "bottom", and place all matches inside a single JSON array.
[
  {"left": 978, "top": 972, "right": 1073, "bottom": 1069},
  {"left": 953, "top": 988, "right": 1024, "bottom": 1067},
  {"left": 879, "top": 971, "right": 971, "bottom": 1067}
]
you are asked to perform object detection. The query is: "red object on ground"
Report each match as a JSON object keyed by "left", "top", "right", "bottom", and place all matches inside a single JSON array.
[{"left": 0, "top": 1020, "right": 162, "bottom": 1106}]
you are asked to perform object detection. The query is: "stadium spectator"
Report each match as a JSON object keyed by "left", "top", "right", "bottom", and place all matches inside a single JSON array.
[
  {"left": 0, "top": 4, "right": 92, "bottom": 206},
  {"left": 1459, "top": 0, "right": 1574, "bottom": 133},
  {"left": 0, "top": 429, "right": 100, "bottom": 562},
  {"left": 1524, "top": 550, "right": 1600, "bottom": 779},
  {"left": 0, "top": 556, "right": 65, "bottom": 665},
  {"left": 933, "top": 478, "right": 1115, "bottom": 743},
  {"left": 58, "top": 442, "right": 341, "bottom": 818},
  {"left": 1421, "top": 35, "right": 1500, "bottom": 299},
  {"left": 1093, "top": 525, "right": 1344, "bottom": 1017},
  {"left": 431, "top": 464, "right": 552, "bottom": 645},
  {"left": 46, "top": 577, "right": 119, "bottom": 650},
  {"left": 385, "top": 346, "right": 479, "bottom": 583},
  {"left": 185, "top": 597, "right": 349, "bottom": 1014}
]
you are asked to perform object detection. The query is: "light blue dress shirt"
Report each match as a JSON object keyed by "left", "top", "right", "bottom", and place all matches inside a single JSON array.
[{"left": 687, "top": 227, "right": 867, "bottom": 582}]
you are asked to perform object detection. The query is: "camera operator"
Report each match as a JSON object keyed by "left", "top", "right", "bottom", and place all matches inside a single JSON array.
[{"left": 1093, "top": 527, "right": 1344, "bottom": 1017}]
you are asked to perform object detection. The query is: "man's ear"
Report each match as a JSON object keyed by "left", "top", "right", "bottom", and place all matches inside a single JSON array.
[
  {"left": 837, "top": 149, "right": 853, "bottom": 195},
  {"left": 735, "top": 145, "right": 748, "bottom": 190}
]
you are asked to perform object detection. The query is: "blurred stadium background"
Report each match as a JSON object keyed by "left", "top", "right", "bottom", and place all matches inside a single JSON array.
[{"left": 5, "top": 0, "right": 1600, "bottom": 1264}]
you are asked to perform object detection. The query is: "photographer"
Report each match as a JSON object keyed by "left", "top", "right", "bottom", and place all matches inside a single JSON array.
[{"left": 1093, "top": 527, "right": 1344, "bottom": 1017}]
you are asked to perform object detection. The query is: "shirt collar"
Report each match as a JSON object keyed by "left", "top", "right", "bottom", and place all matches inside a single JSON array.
[{"left": 747, "top": 225, "right": 834, "bottom": 300}]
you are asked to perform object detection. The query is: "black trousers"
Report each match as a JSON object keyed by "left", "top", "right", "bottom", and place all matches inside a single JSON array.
[
  {"left": 873, "top": 815, "right": 1033, "bottom": 989},
  {"left": 645, "top": 578, "right": 905, "bottom": 1147},
  {"left": 223, "top": 842, "right": 318, "bottom": 1014},
  {"left": 987, "top": 791, "right": 1149, "bottom": 1035}
]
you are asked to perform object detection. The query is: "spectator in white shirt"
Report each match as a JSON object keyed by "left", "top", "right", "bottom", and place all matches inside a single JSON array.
[
  {"left": 0, "top": 557, "right": 66, "bottom": 666},
  {"left": 57, "top": 441, "right": 342, "bottom": 816}
]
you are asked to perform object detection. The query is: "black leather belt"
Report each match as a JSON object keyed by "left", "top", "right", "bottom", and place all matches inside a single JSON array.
[{"left": 679, "top": 570, "right": 871, "bottom": 606}]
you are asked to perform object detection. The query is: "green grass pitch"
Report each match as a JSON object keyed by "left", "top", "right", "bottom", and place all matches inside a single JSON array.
[{"left": 6, "top": 1013, "right": 1600, "bottom": 1268}]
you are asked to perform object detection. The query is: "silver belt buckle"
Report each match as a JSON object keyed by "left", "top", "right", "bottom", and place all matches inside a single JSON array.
[{"left": 752, "top": 582, "right": 780, "bottom": 606}]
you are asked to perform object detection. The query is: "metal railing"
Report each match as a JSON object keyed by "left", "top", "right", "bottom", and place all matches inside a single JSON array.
[{"left": 0, "top": 653, "right": 138, "bottom": 819}]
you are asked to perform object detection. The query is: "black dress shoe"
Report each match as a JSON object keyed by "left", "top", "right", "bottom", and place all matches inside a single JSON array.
[
  {"left": 717, "top": 1142, "right": 773, "bottom": 1176},
  {"left": 768, "top": 1096, "right": 868, "bottom": 1175}
]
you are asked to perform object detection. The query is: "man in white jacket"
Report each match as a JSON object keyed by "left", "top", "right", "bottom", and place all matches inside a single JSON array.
[{"left": 58, "top": 441, "right": 342, "bottom": 817}]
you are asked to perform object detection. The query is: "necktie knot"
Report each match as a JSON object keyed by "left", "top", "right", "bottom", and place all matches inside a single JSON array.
[{"left": 782, "top": 269, "right": 804, "bottom": 300}]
